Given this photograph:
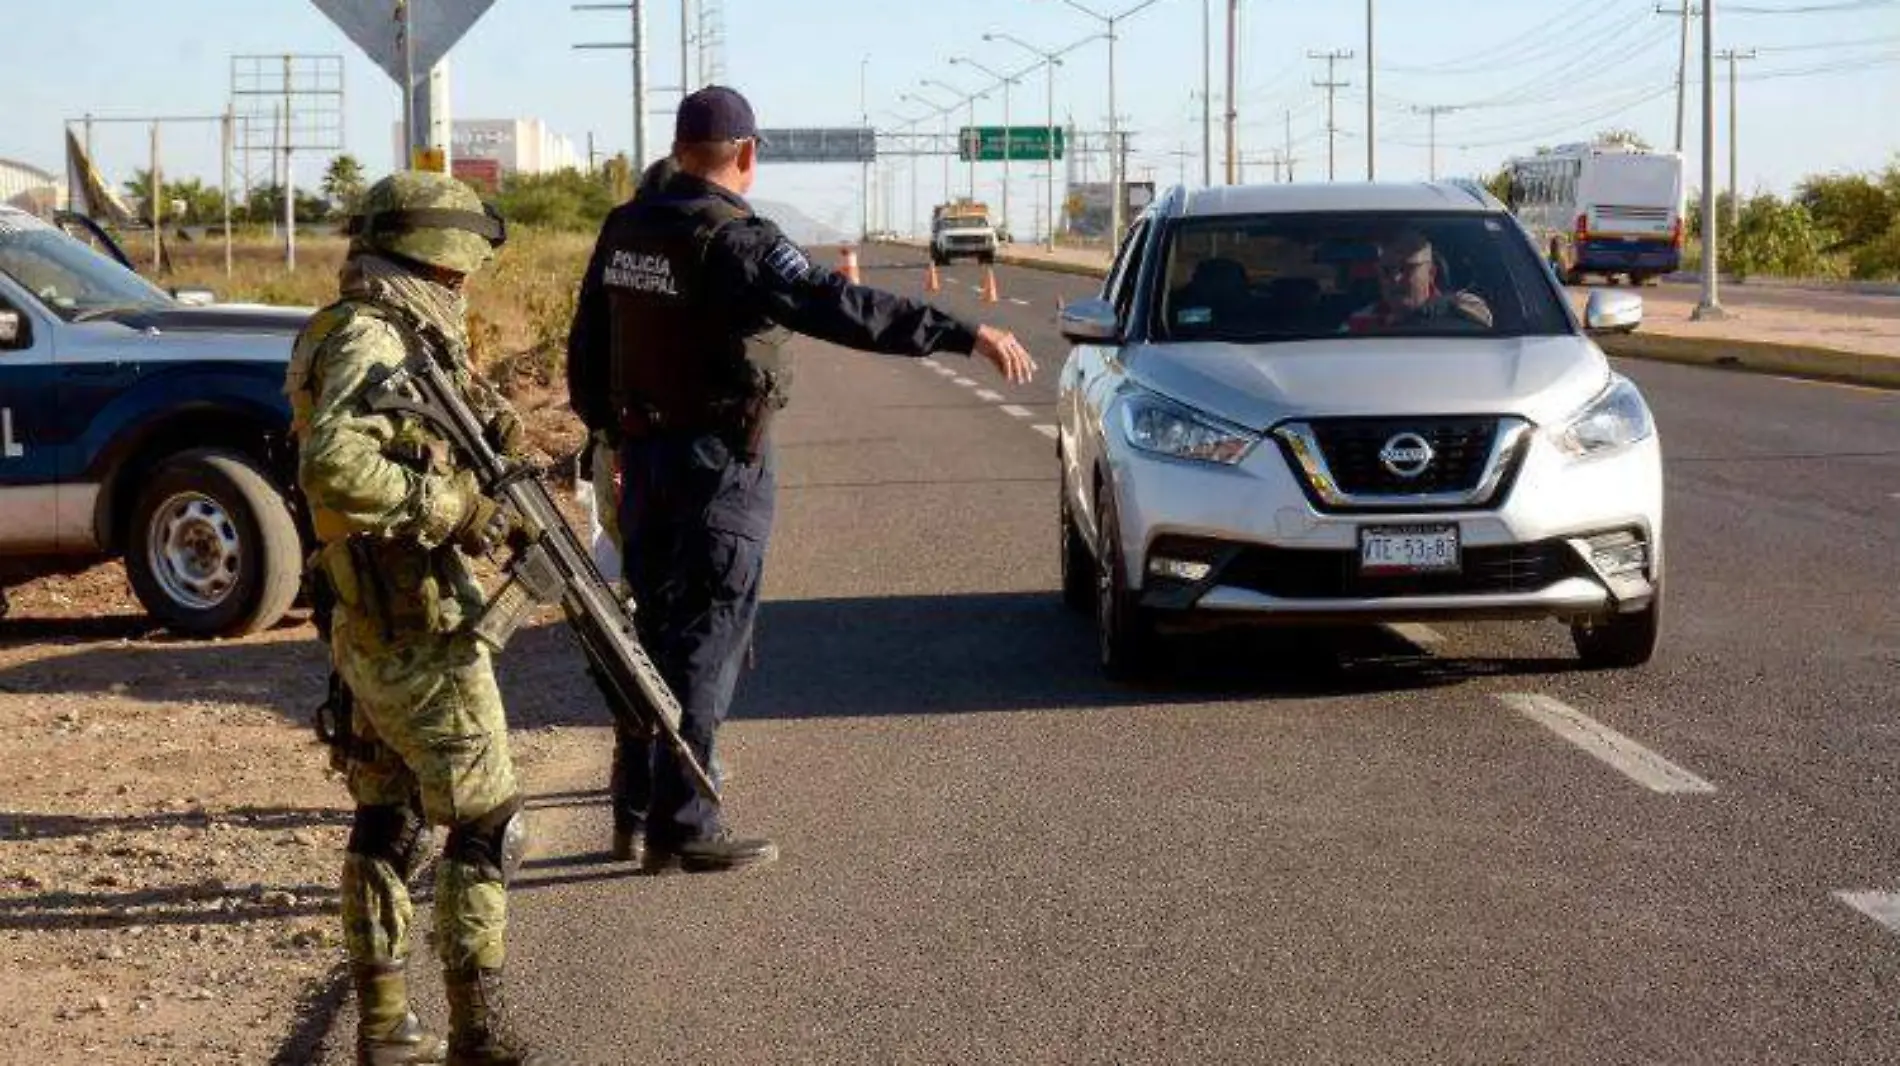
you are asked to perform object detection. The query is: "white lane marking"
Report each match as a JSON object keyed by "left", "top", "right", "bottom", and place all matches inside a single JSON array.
[
  {"left": 999, "top": 404, "right": 1034, "bottom": 418},
  {"left": 1386, "top": 623, "right": 1444, "bottom": 647},
  {"left": 1836, "top": 891, "right": 1900, "bottom": 935},
  {"left": 1009, "top": 297, "right": 1030, "bottom": 306},
  {"left": 930, "top": 364, "right": 957, "bottom": 376},
  {"left": 921, "top": 357, "right": 939, "bottom": 367},
  {"left": 1497, "top": 693, "right": 1716, "bottom": 795},
  {"left": 951, "top": 377, "right": 979, "bottom": 388},
  {"left": 974, "top": 389, "right": 1005, "bottom": 402},
  {"left": 1032, "top": 424, "right": 1059, "bottom": 440}
]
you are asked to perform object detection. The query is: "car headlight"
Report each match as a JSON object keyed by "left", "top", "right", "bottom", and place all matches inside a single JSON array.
[
  {"left": 1118, "top": 388, "right": 1260, "bottom": 465},
  {"left": 1552, "top": 376, "right": 1655, "bottom": 458}
]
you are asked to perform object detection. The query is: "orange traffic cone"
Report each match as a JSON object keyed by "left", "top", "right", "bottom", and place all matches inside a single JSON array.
[
  {"left": 925, "top": 259, "right": 942, "bottom": 294},
  {"left": 980, "top": 266, "right": 1000, "bottom": 304},
  {"left": 839, "top": 246, "right": 862, "bottom": 285}
]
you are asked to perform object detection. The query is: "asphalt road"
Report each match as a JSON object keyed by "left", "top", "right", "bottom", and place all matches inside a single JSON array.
[{"left": 329, "top": 249, "right": 1900, "bottom": 1064}]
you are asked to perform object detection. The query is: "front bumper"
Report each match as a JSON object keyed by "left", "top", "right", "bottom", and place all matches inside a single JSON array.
[{"left": 1102, "top": 423, "right": 1664, "bottom": 627}]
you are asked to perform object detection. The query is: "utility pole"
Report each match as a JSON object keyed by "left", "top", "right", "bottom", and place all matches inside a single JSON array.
[
  {"left": 1284, "top": 108, "right": 1296, "bottom": 182},
  {"left": 1309, "top": 49, "right": 1352, "bottom": 181},
  {"left": 1657, "top": 4, "right": 1702, "bottom": 152},
  {"left": 1717, "top": 47, "right": 1755, "bottom": 229},
  {"left": 1201, "top": 0, "right": 1212, "bottom": 187},
  {"left": 1693, "top": 0, "right": 1724, "bottom": 320},
  {"left": 1412, "top": 105, "right": 1459, "bottom": 180},
  {"left": 1225, "top": 0, "right": 1239, "bottom": 185},
  {"left": 1365, "top": 0, "right": 1376, "bottom": 179},
  {"left": 573, "top": 1, "right": 650, "bottom": 169},
  {"left": 860, "top": 56, "right": 870, "bottom": 242}
]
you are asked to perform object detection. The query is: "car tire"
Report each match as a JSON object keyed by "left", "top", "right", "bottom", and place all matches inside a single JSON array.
[
  {"left": 1093, "top": 486, "right": 1156, "bottom": 679},
  {"left": 125, "top": 448, "right": 302, "bottom": 638},
  {"left": 1571, "top": 582, "right": 1662, "bottom": 670},
  {"left": 1059, "top": 469, "right": 1094, "bottom": 614},
  {"left": 979, "top": 252, "right": 996, "bottom": 265}
]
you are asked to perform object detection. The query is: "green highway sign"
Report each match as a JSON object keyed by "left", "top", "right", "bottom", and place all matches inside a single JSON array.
[{"left": 957, "top": 126, "right": 1065, "bottom": 162}]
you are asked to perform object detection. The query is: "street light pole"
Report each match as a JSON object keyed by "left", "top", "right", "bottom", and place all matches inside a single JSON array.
[
  {"left": 953, "top": 56, "right": 1025, "bottom": 239},
  {"left": 1225, "top": 0, "right": 1239, "bottom": 184},
  {"left": 1694, "top": 0, "right": 1724, "bottom": 319},
  {"left": 860, "top": 56, "right": 870, "bottom": 243},
  {"left": 991, "top": 31, "right": 1089, "bottom": 249},
  {"left": 1202, "top": 0, "right": 1212, "bottom": 187},
  {"left": 1053, "top": 0, "right": 1164, "bottom": 240}
]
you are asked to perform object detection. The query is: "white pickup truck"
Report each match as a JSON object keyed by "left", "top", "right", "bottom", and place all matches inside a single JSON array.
[{"left": 930, "top": 201, "right": 998, "bottom": 266}]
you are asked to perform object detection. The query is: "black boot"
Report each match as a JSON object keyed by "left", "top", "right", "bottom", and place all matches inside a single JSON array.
[
  {"left": 444, "top": 965, "right": 552, "bottom": 1066},
  {"left": 354, "top": 961, "right": 447, "bottom": 1066},
  {"left": 610, "top": 826, "right": 645, "bottom": 865},
  {"left": 643, "top": 828, "right": 778, "bottom": 875}
]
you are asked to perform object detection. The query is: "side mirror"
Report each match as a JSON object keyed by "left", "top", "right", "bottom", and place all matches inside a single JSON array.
[
  {"left": 171, "top": 286, "right": 217, "bottom": 307},
  {"left": 1058, "top": 297, "right": 1121, "bottom": 345},
  {"left": 1584, "top": 290, "right": 1643, "bottom": 335},
  {"left": 0, "top": 309, "right": 23, "bottom": 347}
]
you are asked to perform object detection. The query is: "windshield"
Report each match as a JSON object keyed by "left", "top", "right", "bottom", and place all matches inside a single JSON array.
[
  {"left": 939, "top": 213, "right": 989, "bottom": 229},
  {"left": 1154, "top": 211, "right": 1571, "bottom": 343},
  {"left": 0, "top": 213, "right": 171, "bottom": 320}
]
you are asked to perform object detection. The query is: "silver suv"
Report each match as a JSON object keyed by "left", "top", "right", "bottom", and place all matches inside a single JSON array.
[{"left": 1055, "top": 182, "right": 1661, "bottom": 677}]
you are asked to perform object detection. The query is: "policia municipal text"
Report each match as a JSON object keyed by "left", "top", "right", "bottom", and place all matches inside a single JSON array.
[{"left": 567, "top": 86, "right": 1037, "bottom": 872}]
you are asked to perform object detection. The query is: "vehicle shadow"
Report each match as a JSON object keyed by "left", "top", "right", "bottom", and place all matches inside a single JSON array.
[{"left": 0, "top": 592, "right": 1583, "bottom": 728}]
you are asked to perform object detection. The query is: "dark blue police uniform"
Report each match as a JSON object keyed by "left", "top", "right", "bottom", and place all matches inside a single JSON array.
[{"left": 566, "top": 87, "right": 980, "bottom": 865}]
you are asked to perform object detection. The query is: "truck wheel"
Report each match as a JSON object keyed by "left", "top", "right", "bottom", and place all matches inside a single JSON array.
[{"left": 125, "top": 449, "right": 302, "bottom": 638}]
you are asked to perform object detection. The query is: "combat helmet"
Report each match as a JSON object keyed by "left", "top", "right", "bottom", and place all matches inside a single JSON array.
[{"left": 346, "top": 170, "right": 507, "bottom": 276}]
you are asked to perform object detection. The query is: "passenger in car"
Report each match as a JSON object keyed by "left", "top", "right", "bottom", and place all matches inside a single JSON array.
[{"left": 1344, "top": 229, "right": 1494, "bottom": 334}]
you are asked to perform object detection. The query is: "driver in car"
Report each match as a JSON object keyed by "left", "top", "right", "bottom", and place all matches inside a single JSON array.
[{"left": 1344, "top": 229, "right": 1493, "bottom": 333}]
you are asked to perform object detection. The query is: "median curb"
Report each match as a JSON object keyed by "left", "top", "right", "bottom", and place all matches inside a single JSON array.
[
  {"left": 1595, "top": 331, "right": 1900, "bottom": 390},
  {"left": 871, "top": 240, "right": 1896, "bottom": 391}
]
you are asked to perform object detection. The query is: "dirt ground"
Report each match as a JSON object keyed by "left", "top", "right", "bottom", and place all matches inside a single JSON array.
[{"left": 0, "top": 408, "right": 603, "bottom": 1064}]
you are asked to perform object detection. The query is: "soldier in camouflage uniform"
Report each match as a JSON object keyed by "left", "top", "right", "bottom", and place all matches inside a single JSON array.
[{"left": 286, "top": 171, "right": 551, "bottom": 1066}]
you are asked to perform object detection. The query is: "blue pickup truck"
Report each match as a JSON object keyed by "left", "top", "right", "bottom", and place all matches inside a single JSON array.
[{"left": 0, "top": 205, "right": 311, "bottom": 635}]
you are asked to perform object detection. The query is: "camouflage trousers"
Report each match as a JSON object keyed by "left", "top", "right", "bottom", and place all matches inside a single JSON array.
[{"left": 333, "top": 612, "right": 518, "bottom": 973}]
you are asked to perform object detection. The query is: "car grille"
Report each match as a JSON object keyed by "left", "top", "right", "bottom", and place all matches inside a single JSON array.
[
  {"left": 1274, "top": 416, "right": 1528, "bottom": 513},
  {"left": 1310, "top": 417, "right": 1496, "bottom": 494},
  {"left": 1217, "top": 540, "right": 1588, "bottom": 600}
]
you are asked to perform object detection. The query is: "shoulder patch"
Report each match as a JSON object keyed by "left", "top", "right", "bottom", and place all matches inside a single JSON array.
[{"left": 763, "top": 238, "right": 815, "bottom": 285}]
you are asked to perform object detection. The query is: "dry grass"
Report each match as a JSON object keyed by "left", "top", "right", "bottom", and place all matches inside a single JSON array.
[
  {"left": 153, "top": 229, "right": 595, "bottom": 384},
  {"left": 150, "top": 230, "right": 597, "bottom": 461}
]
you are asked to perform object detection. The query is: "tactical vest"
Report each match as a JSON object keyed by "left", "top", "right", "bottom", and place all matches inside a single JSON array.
[{"left": 606, "top": 193, "right": 792, "bottom": 438}]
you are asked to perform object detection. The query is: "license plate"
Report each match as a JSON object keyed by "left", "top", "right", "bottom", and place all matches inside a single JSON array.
[{"left": 1359, "top": 524, "right": 1460, "bottom": 575}]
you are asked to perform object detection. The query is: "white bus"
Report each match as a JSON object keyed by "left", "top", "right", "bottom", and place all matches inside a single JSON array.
[{"left": 1505, "top": 143, "right": 1684, "bottom": 286}]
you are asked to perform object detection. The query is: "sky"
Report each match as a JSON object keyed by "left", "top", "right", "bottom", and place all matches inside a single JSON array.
[{"left": 2, "top": 0, "right": 1896, "bottom": 238}]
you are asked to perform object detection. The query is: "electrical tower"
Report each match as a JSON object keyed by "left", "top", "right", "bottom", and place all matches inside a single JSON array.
[{"left": 1309, "top": 49, "right": 1352, "bottom": 181}]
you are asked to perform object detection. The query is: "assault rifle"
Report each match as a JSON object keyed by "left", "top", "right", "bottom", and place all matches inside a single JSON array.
[{"left": 363, "top": 346, "right": 718, "bottom": 804}]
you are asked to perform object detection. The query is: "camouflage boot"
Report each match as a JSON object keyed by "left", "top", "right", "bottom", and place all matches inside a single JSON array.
[
  {"left": 355, "top": 961, "right": 447, "bottom": 1065},
  {"left": 444, "top": 966, "right": 552, "bottom": 1065}
]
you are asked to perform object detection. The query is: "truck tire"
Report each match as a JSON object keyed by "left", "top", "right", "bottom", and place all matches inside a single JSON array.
[{"left": 125, "top": 448, "right": 302, "bottom": 638}]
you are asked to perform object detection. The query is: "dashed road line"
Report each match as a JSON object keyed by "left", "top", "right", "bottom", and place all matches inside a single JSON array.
[
  {"left": 1032, "top": 424, "right": 1059, "bottom": 440},
  {"left": 951, "top": 376, "right": 979, "bottom": 388},
  {"left": 999, "top": 404, "right": 1034, "bottom": 418},
  {"left": 1497, "top": 693, "right": 1716, "bottom": 794},
  {"left": 1008, "top": 297, "right": 1030, "bottom": 306},
  {"left": 974, "top": 389, "right": 1005, "bottom": 402},
  {"left": 1836, "top": 891, "right": 1900, "bottom": 935}
]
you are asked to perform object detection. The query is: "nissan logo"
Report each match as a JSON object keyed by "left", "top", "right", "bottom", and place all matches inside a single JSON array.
[{"left": 1379, "top": 432, "right": 1435, "bottom": 478}]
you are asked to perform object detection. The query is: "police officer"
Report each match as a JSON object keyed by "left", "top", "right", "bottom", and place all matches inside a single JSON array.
[
  {"left": 288, "top": 171, "right": 551, "bottom": 1066},
  {"left": 575, "top": 155, "right": 680, "bottom": 576},
  {"left": 567, "top": 86, "right": 1035, "bottom": 873}
]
